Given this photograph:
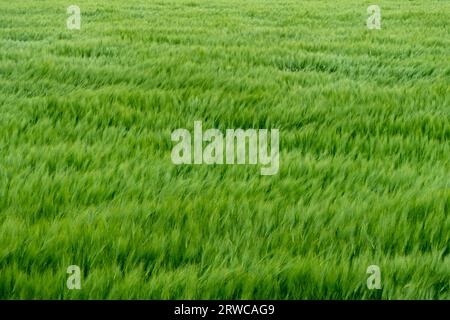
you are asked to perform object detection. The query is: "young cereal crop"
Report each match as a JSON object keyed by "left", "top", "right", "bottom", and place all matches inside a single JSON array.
[{"left": 0, "top": 0, "right": 449, "bottom": 299}]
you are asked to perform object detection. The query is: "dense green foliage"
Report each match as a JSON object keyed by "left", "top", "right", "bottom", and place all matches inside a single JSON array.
[{"left": 0, "top": 0, "right": 449, "bottom": 299}]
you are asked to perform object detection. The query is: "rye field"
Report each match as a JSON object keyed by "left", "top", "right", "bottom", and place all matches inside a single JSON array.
[{"left": 0, "top": 0, "right": 449, "bottom": 299}]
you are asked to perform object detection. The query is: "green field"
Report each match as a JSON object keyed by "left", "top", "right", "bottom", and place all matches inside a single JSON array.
[{"left": 0, "top": 0, "right": 449, "bottom": 299}]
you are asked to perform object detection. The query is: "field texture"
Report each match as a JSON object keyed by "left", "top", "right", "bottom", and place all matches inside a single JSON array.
[{"left": 0, "top": 0, "right": 449, "bottom": 299}]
